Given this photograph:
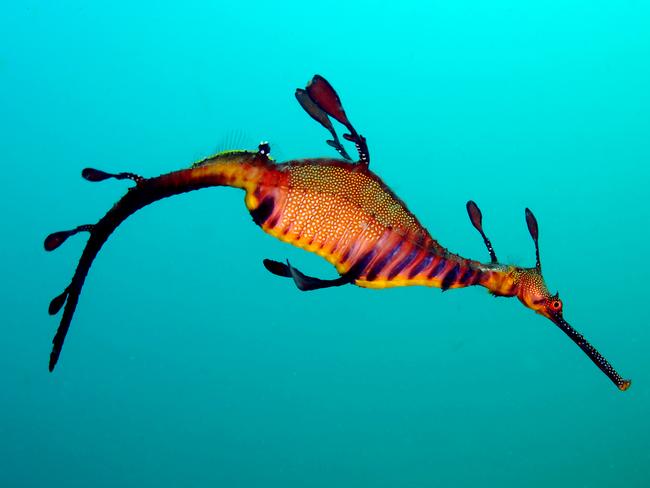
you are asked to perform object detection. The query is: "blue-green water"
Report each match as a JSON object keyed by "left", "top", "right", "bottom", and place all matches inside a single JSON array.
[{"left": 2, "top": 1, "right": 649, "bottom": 486}]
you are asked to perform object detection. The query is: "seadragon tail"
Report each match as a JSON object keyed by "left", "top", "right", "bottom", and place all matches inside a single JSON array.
[{"left": 45, "top": 148, "right": 271, "bottom": 371}]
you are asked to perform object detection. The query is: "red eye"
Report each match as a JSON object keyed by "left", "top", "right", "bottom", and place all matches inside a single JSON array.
[{"left": 550, "top": 300, "right": 562, "bottom": 311}]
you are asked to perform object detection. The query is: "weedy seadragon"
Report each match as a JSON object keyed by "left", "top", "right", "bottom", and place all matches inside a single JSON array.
[{"left": 45, "top": 75, "right": 630, "bottom": 391}]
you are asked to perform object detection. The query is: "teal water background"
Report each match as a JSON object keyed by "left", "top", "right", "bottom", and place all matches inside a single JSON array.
[{"left": 2, "top": 1, "right": 649, "bottom": 486}]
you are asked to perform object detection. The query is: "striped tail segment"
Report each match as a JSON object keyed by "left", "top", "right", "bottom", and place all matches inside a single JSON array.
[{"left": 352, "top": 231, "right": 485, "bottom": 290}]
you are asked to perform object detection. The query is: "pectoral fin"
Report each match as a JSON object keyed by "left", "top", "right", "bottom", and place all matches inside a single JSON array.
[{"left": 262, "top": 259, "right": 353, "bottom": 291}]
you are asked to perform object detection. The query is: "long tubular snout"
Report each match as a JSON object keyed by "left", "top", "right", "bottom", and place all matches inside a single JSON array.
[{"left": 551, "top": 314, "right": 630, "bottom": 391}]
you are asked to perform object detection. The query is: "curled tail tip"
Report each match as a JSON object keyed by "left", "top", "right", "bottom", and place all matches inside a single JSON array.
[
  {"left": 48, "top": 300, "right": 78, "bottom": 373},
  {"left": 48, "top": 350, "right": 59, "bottom": 372}
]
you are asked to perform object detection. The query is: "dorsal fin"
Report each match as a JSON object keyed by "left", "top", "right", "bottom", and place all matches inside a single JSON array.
[
  {"left": 191, "top": 149, "right": 257, "bottom": 168},
  {"left": 191, "top": 143, "right": 273, "bottom": 169}
]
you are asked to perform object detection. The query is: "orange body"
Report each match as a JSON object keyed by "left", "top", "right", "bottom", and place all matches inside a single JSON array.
[{"left": 193, "top": 153, "right": 515, "bottom": 294}]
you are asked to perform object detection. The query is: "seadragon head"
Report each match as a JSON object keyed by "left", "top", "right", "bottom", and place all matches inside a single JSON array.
[
  {"left": 466, "top": 201, "right": 631, "bottom": 391},
  {"left": 514, "top": 268, "right": 561, "bottom": 319}
]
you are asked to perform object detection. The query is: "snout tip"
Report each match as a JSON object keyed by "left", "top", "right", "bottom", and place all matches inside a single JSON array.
[{"left": 618, "top": 379, "right": 632, "bottom": 391}]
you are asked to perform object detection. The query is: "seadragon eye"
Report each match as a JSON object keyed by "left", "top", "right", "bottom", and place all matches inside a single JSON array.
[{"left": 550, "top": 299, "right": 563, "bottom": 312}]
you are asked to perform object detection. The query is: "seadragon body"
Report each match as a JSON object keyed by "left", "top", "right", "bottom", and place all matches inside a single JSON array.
[{"left": 45, "top": 75, "right": 630, "bottom": 391}]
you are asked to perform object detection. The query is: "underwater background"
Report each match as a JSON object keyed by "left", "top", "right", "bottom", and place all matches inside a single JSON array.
[{"left": 2, "top": 1, "right": 649, "bottom": 486}]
